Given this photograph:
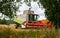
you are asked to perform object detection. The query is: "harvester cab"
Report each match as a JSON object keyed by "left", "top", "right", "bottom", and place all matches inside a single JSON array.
[
  {"left": 28, "top": 14, "right": 39, "bottom": 22},
  {"left": 27, "top": 8, "right": 39, "bottom": 22},
  {"left": 25, "top": 13, "right": 42, "bottom": 28},
  {"left": 24, "top": 8, "right": 52, "bottom": 28}
]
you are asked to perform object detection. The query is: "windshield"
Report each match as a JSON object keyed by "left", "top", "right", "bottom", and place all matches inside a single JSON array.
[
  {"left": 34, "top": 15, "right": 37, "bottom": 21},
  {"left": 28, "top": 14, "right": 38, "bottom": 21}
]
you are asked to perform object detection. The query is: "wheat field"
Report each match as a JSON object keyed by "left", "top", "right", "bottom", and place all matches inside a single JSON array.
[{"left": 0, "top": 24, "right": 60, "bottom": 38}]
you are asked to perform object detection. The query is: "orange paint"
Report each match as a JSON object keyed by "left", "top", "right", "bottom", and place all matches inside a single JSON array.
[{"left": 24, "top": 19, "right": 52, "bottom": 28}]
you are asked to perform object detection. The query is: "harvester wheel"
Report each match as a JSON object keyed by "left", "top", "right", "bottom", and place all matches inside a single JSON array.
[{"left": 15, "top": 22, "right": 21, "bottom": 29}]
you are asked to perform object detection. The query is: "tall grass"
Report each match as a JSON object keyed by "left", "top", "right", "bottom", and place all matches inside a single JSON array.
[{"left": 0, "top": 28, "right": 60, "bottom": 38}]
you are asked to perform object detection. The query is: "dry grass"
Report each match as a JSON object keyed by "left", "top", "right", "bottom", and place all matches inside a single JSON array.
[
  {"left": 0, "top": 24, "right": 60, "bottom": 38},
  {"left": 0, "top": 24, "right": 16, "bottom": 30}
]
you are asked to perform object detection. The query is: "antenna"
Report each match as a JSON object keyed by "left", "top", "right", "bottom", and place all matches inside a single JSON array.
[{"left": 29, "top": 7, "right": 31, "bottom": 11}]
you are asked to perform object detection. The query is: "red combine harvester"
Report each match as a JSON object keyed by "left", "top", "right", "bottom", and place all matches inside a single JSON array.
[{"left": 24, "top": 14, "right": 52, "bottom": 28}]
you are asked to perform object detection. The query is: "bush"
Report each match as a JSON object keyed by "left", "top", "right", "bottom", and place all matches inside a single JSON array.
[{"left": 0, "top": 19, "right": 15, "bottom": 25}]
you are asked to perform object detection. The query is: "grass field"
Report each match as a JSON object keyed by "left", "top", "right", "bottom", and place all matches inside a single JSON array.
[{"left": 0, "top": 24, "right": 60, "bottom": 38}]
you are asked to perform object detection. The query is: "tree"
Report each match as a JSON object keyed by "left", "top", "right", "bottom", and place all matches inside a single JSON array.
[
  {"left": 0, "top": 0, "right": 31, "bottom": 24},
  {"left": 0, "top": 0, "right": 21, "bottom": 24},
  {"left": 0, "top": 0, "right": 13, "bottom": 18},
  {"left": 0, "top": 0, "right": 31, "bottom": 19},
  {"left": 39, "top": 0, "right": 60, "bottom": 28}
]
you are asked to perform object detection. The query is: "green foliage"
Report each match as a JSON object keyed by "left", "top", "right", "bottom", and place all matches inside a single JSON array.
[
  {"left": 0, "top": 0, "right": 18, "bottom": 18},
  {"left": 24, "top": 0, "right": 31, "bottom": 6},
  {"left": 16, "top": 0, "right": 21, "bottom": 2},
  {"left": 33, "top": 0, "right": 37, "bottom": 2},
  {"left": 0, "top": 19, "right": 9, "bottom": 24},
  {"left": 0, "top": 0, "right": 20, "bottom": 24},
  {"left": 39, "top": 0, "right": 60, "bottom": 28},
  {"left": 0, "top": 19, "right": 14, "bottom": 25}
]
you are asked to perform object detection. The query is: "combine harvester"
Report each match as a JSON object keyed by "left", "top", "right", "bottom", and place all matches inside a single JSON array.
[
  {"left": 13, "top": 9, "right": 52, "bottom": 28},
  {"left": 24, "top": 14, "right": 52, "bottom": 28}
]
